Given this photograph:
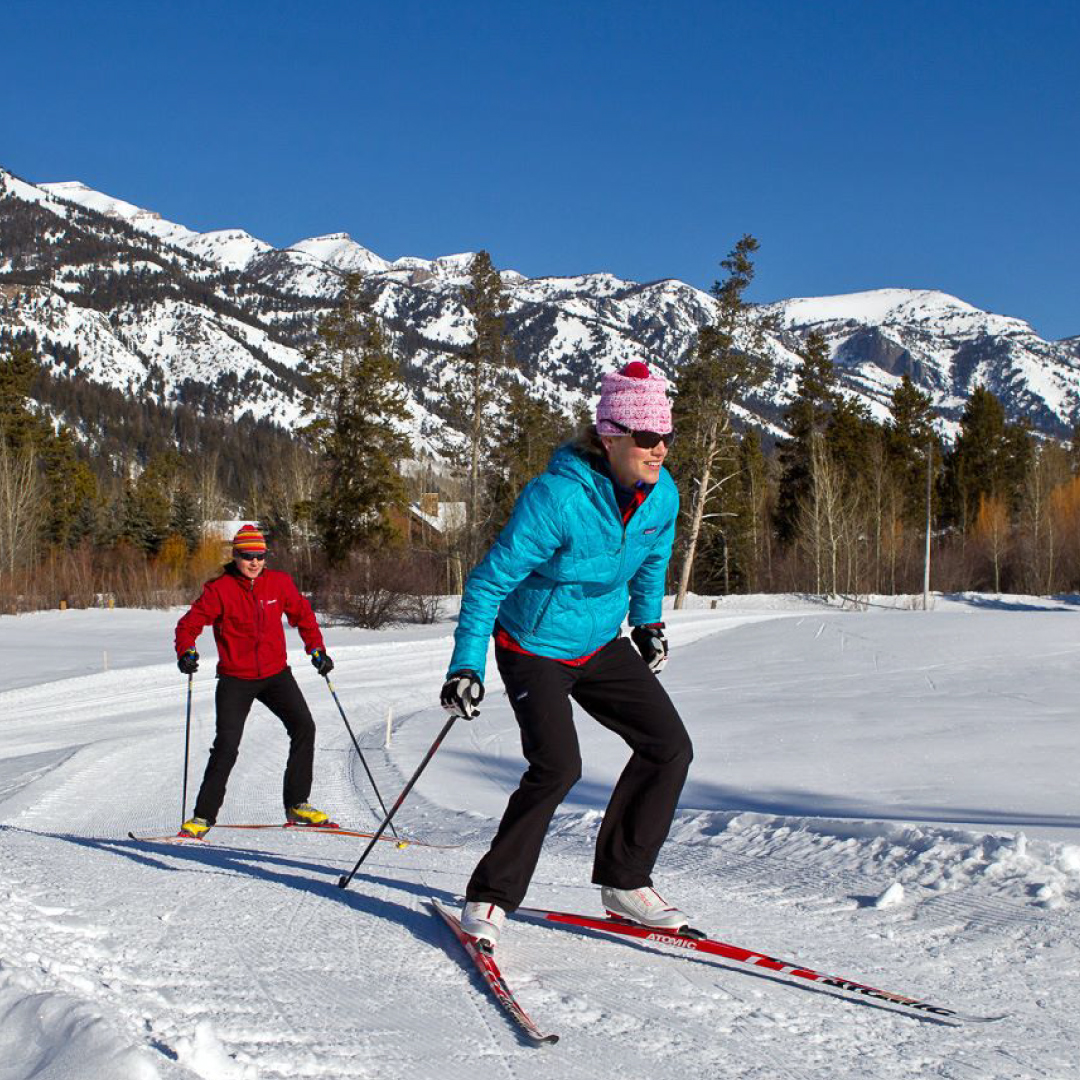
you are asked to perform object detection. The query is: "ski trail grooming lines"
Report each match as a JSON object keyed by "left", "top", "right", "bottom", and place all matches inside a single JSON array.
[
  {"left": 338, "top": 715, "right": 457, "bottom": 889},
  {"left": 323, "top": 675, "right": 402, "bottom": 844},
  {"left": 431, "top": 899, "right": 558, "bottom": 1045},
  {"left": 515, "top": 908, "right": 1007, "bottom": 1025}
]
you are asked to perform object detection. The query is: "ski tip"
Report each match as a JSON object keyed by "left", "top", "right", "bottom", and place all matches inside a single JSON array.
[
  {"left": 955, "top": 1012, "right": 1010, "bottom": 1025},
  {"left": 533, "top": 1033, "right": 560, "bottom": 1046}
]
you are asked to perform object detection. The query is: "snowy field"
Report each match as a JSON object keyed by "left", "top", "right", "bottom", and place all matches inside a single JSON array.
[{"left": 1, "top": 595, "right": 1078, "bottom": 1079}]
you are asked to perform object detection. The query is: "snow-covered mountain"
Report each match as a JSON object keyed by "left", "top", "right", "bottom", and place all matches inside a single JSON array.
[
  {"left": 761, "top": 289, "right": 1080, "bottom": 437},
  {"left": 2, "top": 166, "right": 1078, "bottom": 454}
]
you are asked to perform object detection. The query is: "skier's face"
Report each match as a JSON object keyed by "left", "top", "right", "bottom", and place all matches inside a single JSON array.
[
  {"left": 601, "top": 433, "right": 668, "bottom": 488},
  {"left": 233, "top": 550, "right": 267, "bottom": 579}
]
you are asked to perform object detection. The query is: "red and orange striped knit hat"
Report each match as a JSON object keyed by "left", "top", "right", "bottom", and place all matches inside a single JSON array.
[{"left": 232, "top": 524, "right": 267, "bottom": 553}]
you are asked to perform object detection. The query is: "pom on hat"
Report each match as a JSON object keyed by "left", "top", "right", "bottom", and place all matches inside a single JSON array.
[
  {"left": 232, "top": 524, "right": 267, "bottom": 552},
  {"left": 596, "top": 362, "right": 672, "bottom": 435}
]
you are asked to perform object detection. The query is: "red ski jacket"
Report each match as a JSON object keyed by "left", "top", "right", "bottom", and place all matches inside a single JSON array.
[{"left": 174, "top": 566, "right": 325, "bottom": 679}]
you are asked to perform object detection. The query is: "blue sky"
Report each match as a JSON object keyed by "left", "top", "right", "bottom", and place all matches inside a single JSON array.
[{"left": 3, "top": 1, "right": 1077, "bottom": 338}]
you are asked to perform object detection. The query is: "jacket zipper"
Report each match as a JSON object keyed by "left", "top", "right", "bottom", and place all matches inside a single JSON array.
[{"left": 250, "top": 577, "right": 262, "bottom": 678}]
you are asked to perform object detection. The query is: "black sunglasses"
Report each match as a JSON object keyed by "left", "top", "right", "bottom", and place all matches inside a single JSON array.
[
  {"left": 604, "top": 419, "right": 675, "bottom": 449},
  {"left": 235, "top": 551, "right": 267, "bottom": 561}
]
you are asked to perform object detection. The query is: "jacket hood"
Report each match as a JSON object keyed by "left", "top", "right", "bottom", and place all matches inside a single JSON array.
[{"left": 547, "top": 445, "right": 616, "bottom": 511}]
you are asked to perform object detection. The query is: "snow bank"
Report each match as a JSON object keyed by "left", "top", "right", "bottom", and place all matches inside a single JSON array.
[
  {"left": 0, "top": 965, "right": 159, "bottom": 1080},
  {"left": 674, "top": 811, "right": 1080, "bottom": 910}
]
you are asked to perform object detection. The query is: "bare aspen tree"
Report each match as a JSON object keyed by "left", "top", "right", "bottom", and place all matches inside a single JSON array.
[
  {"left": 195, "top": 450, "right": 226, "bottom": 526},
  {"left": 0, "top": 435, "right": 41, "bottom": 575}
]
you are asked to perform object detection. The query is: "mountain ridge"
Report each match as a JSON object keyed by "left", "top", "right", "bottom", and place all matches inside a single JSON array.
[{"left": 3, "top": 166, "right": 1078, "bottom": 457}]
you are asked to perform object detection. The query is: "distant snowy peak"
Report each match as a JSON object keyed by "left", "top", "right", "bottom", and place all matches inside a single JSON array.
[
  {"left": 1, "top": 169, "right": 74, "bottom": 215},
  {"left": 288, "top": 232, "right": 390, "bottom": 275},
  {"left": 376, "top": 251, "right": 525, "bottom": 286},
  {"left": 40, "top": 180, "right": 271, "bottom": 271},
  {"left": 41, "top": 180, "right": 200, "bottom": 248},
  {"left": 766, "top": 288, "right": 1032, "bottom": 338},
  {"left": 185, "top": 229, "right": 273, "bottom": 271},
  {"left": 380, "top": 251, "right": 477, "bottom": 284}
]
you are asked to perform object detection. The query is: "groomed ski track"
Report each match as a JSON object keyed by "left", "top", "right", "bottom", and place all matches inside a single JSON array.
[{"left": 1, "top": 602, "right": 1078, "bottom": 1079}]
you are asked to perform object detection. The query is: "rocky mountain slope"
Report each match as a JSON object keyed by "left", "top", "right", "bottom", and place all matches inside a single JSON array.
[{"left": 2, "top": 165, "right": 1077, "bottom": 456}]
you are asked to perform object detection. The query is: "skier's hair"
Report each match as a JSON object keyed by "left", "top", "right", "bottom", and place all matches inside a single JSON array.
[{"left": 569, "top": 423, "right": 606, "bottom": 459}]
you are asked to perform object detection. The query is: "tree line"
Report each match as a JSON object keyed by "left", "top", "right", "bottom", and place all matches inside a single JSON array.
[{"left": 3, "top": 241, "right": 1079, "bottom": 616}]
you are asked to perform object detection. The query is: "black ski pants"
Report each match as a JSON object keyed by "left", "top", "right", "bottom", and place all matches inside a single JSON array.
[
  {"left": 466, "top": 636, "right": 693, "bottom": 912},
  {"left": 193, "top": 668, "right": 316, "bottom": 824}
]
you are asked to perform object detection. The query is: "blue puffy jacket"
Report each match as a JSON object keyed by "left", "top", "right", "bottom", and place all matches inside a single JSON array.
[{"left": 447, "top": 445, "right": 679, "bottom": 681}]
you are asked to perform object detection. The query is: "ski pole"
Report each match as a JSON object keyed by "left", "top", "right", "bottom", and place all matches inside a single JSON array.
[
  {"left": 338, "top": 714, "right": 457, "bottom": 889},
  {"left": 324, "top": 676, "right": 399, "bottom": 840},
  {"left": 181, "top": 672, "right": 193, "bottom": 826}
]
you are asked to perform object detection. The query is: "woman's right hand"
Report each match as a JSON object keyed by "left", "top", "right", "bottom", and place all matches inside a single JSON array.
[{"left": 440, "top": 672, "right": 485, "bottom": 719}]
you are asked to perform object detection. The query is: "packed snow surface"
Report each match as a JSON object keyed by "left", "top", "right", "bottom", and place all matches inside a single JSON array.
[{"left": 1, "top": 594, "right": 1078, "bottom": 1078}]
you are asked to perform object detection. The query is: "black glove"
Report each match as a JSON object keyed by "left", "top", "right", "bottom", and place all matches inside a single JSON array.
[
  {"left": 631, "top": 624, "right": 668, "bottom": 674},
  {"left": 178, "top": 648, "right": 199, "bottom": 675},
  {"left": 440, "top": 671, "right": 485, "bottom": 719},
  {"left": 310, "top": 649, "right": 334, "bottom": 677}
]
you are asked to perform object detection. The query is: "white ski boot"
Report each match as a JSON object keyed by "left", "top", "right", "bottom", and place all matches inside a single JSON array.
[
  {"left": 460, "top": 901, "right": 507, "bottom": 948},
  {"left": 600, "top": 886, "right": 690, "bottom": 930}
]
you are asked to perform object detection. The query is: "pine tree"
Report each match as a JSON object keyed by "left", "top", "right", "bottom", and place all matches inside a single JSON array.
[
  {"left": 670, "top": 235, "right": 772, "bottom": 606},
  {"left": 169, "top": 485, "right": 202, "bottom": 552},
  {"left": 443, "top": 251, "right": 515, "bottom": 569},
  {"left": 40, "top": 427, "right": 97, "bottom": 548},
  {"left": 728, "top": 429, "right": 770, "bottom": 592},
  {"left": 940, "top": 386, "right": 1032, "bottom": 531},
  {"left": 119, "top": 482, "right": 156, "bottom": 552},
  {"left": 0, "top": 345, "right": 47, "bottom": 450},
  {"left": 886, "top": 375, "right": 938, "bottom": 522},
  {"left": 305, "top": 273, "right": 411, "bottom": 565},
  {"left": 775, "top": 330, "right": 837, "bottom": 545}
]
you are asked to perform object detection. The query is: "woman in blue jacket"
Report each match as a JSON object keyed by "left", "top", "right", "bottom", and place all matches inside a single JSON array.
[{"left": 440, "top": 362, "right": 694, "bottom": 948}]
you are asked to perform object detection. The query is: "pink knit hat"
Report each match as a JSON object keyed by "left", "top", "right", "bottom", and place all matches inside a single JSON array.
[{"left": 596, "top": 361, "right": 672, "bottom": 435}]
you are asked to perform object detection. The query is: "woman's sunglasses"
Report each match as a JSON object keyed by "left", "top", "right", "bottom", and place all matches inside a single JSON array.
[
  {"left": 235, "top": 551, "right": 267, "bottom": 561},
  {"left": 604, "top": 419, "right": 675, "bottom": 449}
]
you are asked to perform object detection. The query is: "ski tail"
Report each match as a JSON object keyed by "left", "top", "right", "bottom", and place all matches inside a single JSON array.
[
  {"left": 515, "top": 907, "right": 1007, "bottom": 1025},
  {"left": 127, "top": 831, "right": 205, "bottom": 844},
  {"left": 431, "top": 899, "right": 559, "bottom": 1045}
]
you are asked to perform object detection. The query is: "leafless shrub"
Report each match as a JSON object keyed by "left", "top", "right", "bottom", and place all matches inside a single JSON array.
[{"left": 316, "top": 547, "right": 445, "bottom": 629}]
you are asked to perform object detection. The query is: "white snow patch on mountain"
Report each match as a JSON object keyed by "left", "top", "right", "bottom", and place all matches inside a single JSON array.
[
  {"left": 184, "top": 229, "right": 272, "bottom": 271},
  {"left": 289, "top": 232, "right": 390, "bottom": 275},
  {"left": 41, "top": 180, "right": 200, "bottom": 249}
]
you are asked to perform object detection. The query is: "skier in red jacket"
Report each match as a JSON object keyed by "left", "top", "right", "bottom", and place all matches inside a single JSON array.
[{"left": 174, "top": 524, "right": 335, "bottom": 838}]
